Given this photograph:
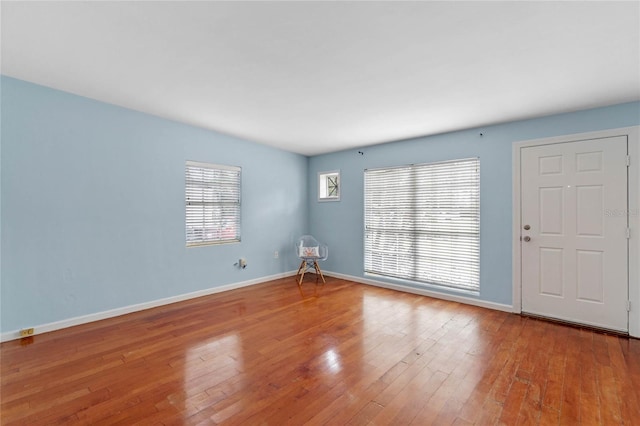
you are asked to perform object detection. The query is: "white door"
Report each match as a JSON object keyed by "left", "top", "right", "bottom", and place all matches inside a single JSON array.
[{"left": 521, "top": 136, "right": 628, "bottom": 332}]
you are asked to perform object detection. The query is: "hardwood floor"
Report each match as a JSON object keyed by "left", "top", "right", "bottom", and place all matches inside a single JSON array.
[{"left": 2, "top": 277, "right": 639, "bottom": 425}]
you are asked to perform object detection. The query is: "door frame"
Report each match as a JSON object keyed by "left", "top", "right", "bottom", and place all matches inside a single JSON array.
[{"left": 512, "top": 126, "right": 640, "bottom": 337}]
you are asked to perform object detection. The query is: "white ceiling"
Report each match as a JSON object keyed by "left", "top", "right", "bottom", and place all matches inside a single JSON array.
[{"left": 2, "top": 1, "right": 639, "bottom": 156}]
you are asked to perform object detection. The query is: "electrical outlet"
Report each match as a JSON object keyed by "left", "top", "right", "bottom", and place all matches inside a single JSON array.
[
  {"left": 274, "top": 251, "right": 279, "bottom": 259},
  {"left": 20, "top": 328, "right": 34, "bottom": 337}
]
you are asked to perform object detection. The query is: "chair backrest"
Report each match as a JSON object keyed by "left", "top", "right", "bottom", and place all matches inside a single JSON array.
[{"left": 296, "top": 235, "right": 328, "bottom": 261}]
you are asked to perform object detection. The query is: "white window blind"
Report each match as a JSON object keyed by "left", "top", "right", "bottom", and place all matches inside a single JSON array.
[
  {"left": 186, "top": 161, "right": 241, "bottom": 246},
  {"left": 364, "top": 158, "right": 480, "bottom": 292}
]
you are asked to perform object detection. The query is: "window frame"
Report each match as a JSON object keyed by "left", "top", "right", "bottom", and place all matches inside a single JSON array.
[
  {"left": 185, "top": 160, "right": 241, "bottom": 247},
  {"left": 318, "top": 170, "right": 341, "bottom": 202},
  {"left": 364, "top": 158, "right": 480, "bottom": 293}
]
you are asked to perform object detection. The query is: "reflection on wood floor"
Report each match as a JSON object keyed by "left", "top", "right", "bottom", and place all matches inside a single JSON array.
[{"left": 2, "top": 277, "right": 639, "bottom": 424}]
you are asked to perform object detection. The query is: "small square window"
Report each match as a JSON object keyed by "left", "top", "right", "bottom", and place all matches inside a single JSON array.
[{"left": 318, "top": 170, "right": 340, "bottom": 202}]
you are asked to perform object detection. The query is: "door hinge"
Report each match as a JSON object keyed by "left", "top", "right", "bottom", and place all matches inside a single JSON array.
[
  {"left": 628, "top": 301, "right": 631, "bottom": 312},
  {"left": 626, "top": 155, "right": 631, "bottom": 167},
  {"left": 626, "top": 228, "right": 631, "bottom": 239}
]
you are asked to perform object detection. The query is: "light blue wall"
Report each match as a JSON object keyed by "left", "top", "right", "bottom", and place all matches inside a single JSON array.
[
  {"left": 2, "top": 75, "right": 639, "bottom": 333},
  {"left": 1, "top": 76, "right": 308, "bottom": 332},
  {"left": 308, "top": 102, "right": 640, "bottom": 305}
]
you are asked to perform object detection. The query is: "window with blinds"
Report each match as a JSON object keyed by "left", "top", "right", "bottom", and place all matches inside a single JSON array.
[
  {"left": 185, "top": 161, "right": 241, "bottom": 246},
  {"left": 364, "top": 158, "right": 480, "bottom": 292}
]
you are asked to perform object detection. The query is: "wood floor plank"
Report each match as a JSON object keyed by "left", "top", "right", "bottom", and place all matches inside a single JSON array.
[
  {"left": 497, "top": 378, "right": 528, "bottom": 425},
  {"left": 608, "top": 335, "right": 640, "bottom": 425},
  {"left": 559, "top": 328, "right": 582, "bottom": 425},
  {"left": 2, "top": 277, "right": 639, "bottom": 425}
]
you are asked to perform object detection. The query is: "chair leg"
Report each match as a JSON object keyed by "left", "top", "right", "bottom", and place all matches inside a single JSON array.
[
  {"left": 313, "top": 261, "right": 326, "bottom": 284},
  {"left": 296, "top": 260, "right": 305, "bottom": 276},
  {"left": 297, "top": 260, "right": 306, "bottom": 286}
]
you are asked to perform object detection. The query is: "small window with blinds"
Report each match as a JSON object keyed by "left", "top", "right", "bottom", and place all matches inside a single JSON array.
[
  {"left": 185, "top": 161, "right": 241, "bottom": 246},
  {"left": 364, "top": 158, "right": 480, "bottom": 292}
]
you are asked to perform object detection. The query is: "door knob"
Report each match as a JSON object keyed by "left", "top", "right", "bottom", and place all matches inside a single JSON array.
[
  {"left": 523, "top": 236, "right": 531, "bottom": 242},
  {"left": 523, "top": 225, "right": 530, "bottom": 230}
]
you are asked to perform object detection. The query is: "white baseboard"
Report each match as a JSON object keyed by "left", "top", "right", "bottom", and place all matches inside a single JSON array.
[
  {"left": 2, "top": 270, "right": 514, "bottom": 342},
  {"left": 1, "top": 270, "right": 297, "bottom": 342},
  {"left": 324, "top": 271, "right": 514, "bottom": 313}
]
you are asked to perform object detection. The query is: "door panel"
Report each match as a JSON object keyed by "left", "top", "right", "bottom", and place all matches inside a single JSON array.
[
  {"left": 539, "top": 247, "right": 563, "bottom": 297},
  {"left": 576, "top": 185, "right": 603, "bottom": 236},
  {"left": 521, "top": 136, "right": 628, "bottom": 332},
  {"left": 539, "top": 187, "right": 563, "bottom": 235},
  {"left": 575, "top": 250, "right": 603, "bottom": 302}
]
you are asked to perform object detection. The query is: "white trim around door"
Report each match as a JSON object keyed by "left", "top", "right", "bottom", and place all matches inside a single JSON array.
[{"left": 513, "top": 126, "right": 640, "bottom": 338}]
